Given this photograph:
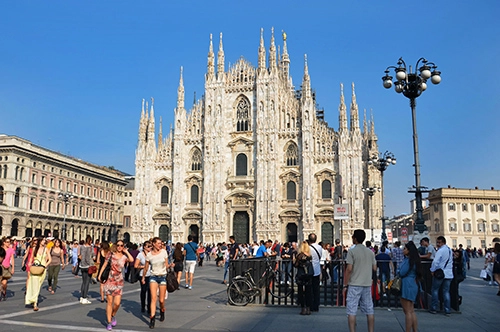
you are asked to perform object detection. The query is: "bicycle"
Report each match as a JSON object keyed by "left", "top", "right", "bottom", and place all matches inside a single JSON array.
[{"left": 227, "top": 258, "right": 293, "bottom": 306}]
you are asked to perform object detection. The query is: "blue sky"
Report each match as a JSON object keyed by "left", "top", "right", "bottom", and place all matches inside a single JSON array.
[{"left": 1, "top": 1, "right": 499, "bottom": 218}]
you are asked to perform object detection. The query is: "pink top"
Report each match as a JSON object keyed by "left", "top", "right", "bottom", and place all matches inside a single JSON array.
[{"left": 2, "top": 247, "right": 15, "bottom": 268}]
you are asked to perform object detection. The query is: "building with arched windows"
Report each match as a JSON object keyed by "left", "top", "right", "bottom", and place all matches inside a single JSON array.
[
  {"left": 0, "top": 135, "right": 127, "bottom": 241},
  {"left": 133, "top": 30, "right": 383, "bottom": 245}
]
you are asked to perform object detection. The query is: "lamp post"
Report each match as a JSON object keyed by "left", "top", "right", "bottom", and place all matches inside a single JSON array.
[
  {"left": 58, "top": 192, "right": 74, "bottom": 241},
  {"left": 367, "top": 151, "right": 396, "bottom": 242},
  {"left": 382, "top": 58, "right": 441, "bottom": 239},
  {"left": 363, "top": 186, "right": 381, "bottom": 242}
]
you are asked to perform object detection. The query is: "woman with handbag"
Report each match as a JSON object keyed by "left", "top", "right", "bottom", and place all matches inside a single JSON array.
[
  {"left": 98, "top": 239, "right": 134, "bottom": 331},
  {"left": 25, "top": 237, "right": 51, "bottom": 311},
  {"left": 134, "top": 240, "right": 152, "bottom": 314},
  {"left": 173, "top": 242, "right": 184, "bottom": 286},
  {"left": 398, "top": 241, "right": 422, "bottom": 332},
  {"left": 47, "top": 238, "right": 65, "bottom": 294},
  {"left": 142, "top": 237, "right": 174, "bottom": 329},
  {"left": 294, "top": 240, "right": 313, "bottom": 315},
  {"left": 0, "top": 237, "right": 16, "bottom": 300}
]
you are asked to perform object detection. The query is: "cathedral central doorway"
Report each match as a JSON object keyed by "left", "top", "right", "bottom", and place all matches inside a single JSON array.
[
  {"left": 321, "top": 222, "right": 334, "bottom": 245},
  {"left": 286, "top": 223, "right": 298, "bottom": 243},
  {"left": 233, "top": 211, "right": 249, "bottom": 244},
  {"left": 159, "top": 225, "right": 170, "bottom": 243},
  {"left": 189, "top": 224, "right": 199, "bottom": 243}
]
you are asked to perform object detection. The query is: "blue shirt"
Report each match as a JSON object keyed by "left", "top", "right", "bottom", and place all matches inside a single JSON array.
[
  {"left": 255, "top": 245, "right": 267, "bottom": 258},
  {"left": 184, "top": 242, "right": 198, "bottom": 261}
]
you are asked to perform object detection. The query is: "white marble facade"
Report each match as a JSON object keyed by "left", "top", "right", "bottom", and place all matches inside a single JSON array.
[{"left": 132, "top": 30, "right": 383, "bottom": 245}]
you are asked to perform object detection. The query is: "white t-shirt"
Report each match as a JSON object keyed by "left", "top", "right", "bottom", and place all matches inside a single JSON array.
[
  {"left": 146, "top": 249, "right": 168, "bottom": 276},
  {"left": 137, "top": 251, "right": 151, "bottom": 277}
]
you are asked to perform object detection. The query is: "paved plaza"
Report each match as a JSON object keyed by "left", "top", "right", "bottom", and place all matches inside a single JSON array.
[{"left": 0, "top": 256, "right": 498, "bottom": 332}]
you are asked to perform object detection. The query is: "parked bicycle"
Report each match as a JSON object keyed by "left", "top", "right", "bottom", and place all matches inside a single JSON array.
[{"left": 227, "top": 258, "right": 293, "bottom": 306}]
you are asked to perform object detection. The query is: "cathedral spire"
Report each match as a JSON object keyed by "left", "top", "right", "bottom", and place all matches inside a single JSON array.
[
  {"left": 158, "top": 115, "right": 163, "bottom": 150},
  {"left": 370, "top": 110, "right": 376, "bottom": 135},
  {"left": 281, "top": 30, "right": 290, "bottom": 78},
  {"left": 258, "top": 28, "right": 266, "bottom": 71},
  {"left": 339, "top": 83, "right": 348, "bottom": 132},
  {"left": 302, "top": 54, "right": 311, "bottom": 98},
  {"left": 350, "top": 82, "right": 360, "bottom": 132},
  {"left": 217, "top": 32, "right": 225, "bottom": 77},
  {"left": 177, "top": 66, "right": 185, "bottom": 110},
  {"left": 363, "top": 109, "right": 368, "bottom": 136},
  {"left": 139, "top": 98, "right": 147, "bottom": 142},
  {"left": 207, "top": 33, "right": 215, "bottom": 79},
  {"left": 269, "top": 27, "right": 277, "bottom": 71}
]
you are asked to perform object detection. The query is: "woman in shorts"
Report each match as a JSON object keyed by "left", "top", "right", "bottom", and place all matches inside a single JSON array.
[
  {"left": 98, "top": 240, "right": 134, "bottom": 331},
  {"left": 142, "top": 237, "right": 173, "bottom": 329}
]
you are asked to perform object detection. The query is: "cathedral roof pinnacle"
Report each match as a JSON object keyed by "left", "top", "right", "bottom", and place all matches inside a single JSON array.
[
  {"left": 269, "top": 27, "right": 277, "bottom": 70},
  {"left": 258, "top": 28, "right": 266, "bottom": 71},
  {"left": 217, "top": 32, "right": 225, "bottom": 75},
  {"left": 339, "top": 83, "right": 348, "bottom": 132},
  {"left": 350, "top": 82, "right": 360, "bottom": 131},
  {"left": 177, "top": 66, "right": 185, "bottom": 110},
  {"left": 207, "top": 33, "right": 215, "bottom": 77}
]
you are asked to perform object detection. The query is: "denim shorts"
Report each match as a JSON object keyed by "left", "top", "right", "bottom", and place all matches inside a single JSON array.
[{"left": 149, "top": 275, "right": 167, "bottom": 285}]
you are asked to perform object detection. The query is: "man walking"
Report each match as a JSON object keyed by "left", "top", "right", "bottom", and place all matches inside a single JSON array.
[
  {"left": 429, "top": 236, "right": 453, "bottom": 316},
  {"left": 307, "top": 233, "right": 322, "bottom": 312},
  {"left": 344, "top": 229, "right": 377, "bottom": 332},
  {"left": 183, "top": 235, "right": 199, "bottom": 290},
  {"left": 222, "top": 236, "right": 239, "bottom": 284}
]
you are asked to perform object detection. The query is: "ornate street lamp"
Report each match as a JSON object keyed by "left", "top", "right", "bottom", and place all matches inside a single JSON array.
[
  {"left": 58, "top": 192, "right": 74, "bottom": 241},
  {"left": 363, "top": 186, "right": 381, "bottom": 242},
  {"left": 367, "top": 151, "right": 396, "bottom": 242},
  {"left": 382, "top": 58, "right": 441, "bottom": 238}
]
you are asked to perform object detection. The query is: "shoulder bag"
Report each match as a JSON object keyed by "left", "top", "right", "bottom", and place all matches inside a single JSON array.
[
  {"left": 30, "top": 249, "right": 46, "bottom": 276},
  {"left": 100, "top": 255, "right": 112, "bottom": 283},
  {"left": 295, "top": 253, "right": 313, "bottom": 286},
  {"left": 434, "top": 249, "right": 451, "bottom": 280},
  {"left": 166, "top": 268, "right": 179, "bottom": 293}
]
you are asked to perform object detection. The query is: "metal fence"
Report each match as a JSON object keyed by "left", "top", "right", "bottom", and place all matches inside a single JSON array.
[{"left": 228, "top": 257, "right": 461, "bottom": 311}]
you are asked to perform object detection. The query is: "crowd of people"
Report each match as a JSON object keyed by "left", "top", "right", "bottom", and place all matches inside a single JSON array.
[{"left": 1, "top": 233, "right": 499, "bottom": 332}]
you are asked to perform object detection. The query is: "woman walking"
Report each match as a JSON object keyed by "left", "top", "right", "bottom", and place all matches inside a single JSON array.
[
  {"left": 79, "top": 235, "right": 95, "bottom": 304},
  {"left": 98, "top": 240, "right": 134, "bottom": 331},
  {"left": 398, "top": 241, "right": 422, "bottom": 332},
  {"left": 0, "top": 237, "right": 15, "bottom": 300},
  {"left": 142, "top": 237, "right": 173, "bottom": 329},
  {"left": 47, "top": 238, "right": 65, "bottom": 294},
  {"left": 173, "top": 242, "right": 184, "bottom": 285},
  {"left": 134, "top": 240, "right": 152, "bottom": 314},
  {"left": 71, "top": 241, "right": 79, "bottom": 276},
  {"left": 25, "top": 237, "right": 51, "bottom": 311},
  {"left": 294, "top": 240, "right": 313, "bottom": 315},
  {"left": 97, "top": 241, "right": 111, "bottom": 302}
]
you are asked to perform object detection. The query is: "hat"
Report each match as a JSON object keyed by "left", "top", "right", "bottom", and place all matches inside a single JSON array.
[{"left": 47, "top": 237, "right": 55, "bottom": 240}]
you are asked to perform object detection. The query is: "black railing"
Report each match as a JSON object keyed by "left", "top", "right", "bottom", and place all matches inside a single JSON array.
[{"left": 228, "top": 258, "right": 460, "bottom": 311}]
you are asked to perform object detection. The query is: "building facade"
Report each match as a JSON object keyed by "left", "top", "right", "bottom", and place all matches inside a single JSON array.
[
  {"left": 424, "top": 187, "right": 500, "bottom": 249},
  {"left": 133, "top": 30, "right": 383, "bottom": 245},
  {"left": 0, "top": 135, "right": 127, "bottom": 241}
]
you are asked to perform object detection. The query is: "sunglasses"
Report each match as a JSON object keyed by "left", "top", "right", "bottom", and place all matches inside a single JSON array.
[
  {"left": 116, "top": 244, "right": 124, "bottom": 247},
  {"left": 145, "top": 245, "right": 152, "bottom": 248}
]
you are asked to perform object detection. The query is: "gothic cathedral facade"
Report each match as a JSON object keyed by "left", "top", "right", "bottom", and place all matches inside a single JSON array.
[{"left": 133, "top": 30, "right": 382, "bottom": 245}]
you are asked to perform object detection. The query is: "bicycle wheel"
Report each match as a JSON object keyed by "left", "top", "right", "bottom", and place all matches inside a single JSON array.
[
  {"left": 268, "top": 270, "right": 293, "bottom": 299},
  {"left": 227, "top": 279, "right": 253, "bottom": 306}
]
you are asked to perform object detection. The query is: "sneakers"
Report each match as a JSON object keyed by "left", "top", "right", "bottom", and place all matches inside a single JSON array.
[
  {"left": 188, "top": 286, "right": 192, "bottom": 290},
  {"left": 428, "top": 310, "right": 437, "bottom": 314},
  {"left": 111, "top": 317, "right": 117, "bottom": 327},
  {"left": 185, "top": 284, "right": 189, "bottom": 289},
  {"left": 444, "top": 312, "right": 451, "bottom": 317},
  {"left": 106, "top": 323, "right": 112, "bottom": 331},
  {"left": 80, "top": 298, "right": 91, "bottom": 304}
]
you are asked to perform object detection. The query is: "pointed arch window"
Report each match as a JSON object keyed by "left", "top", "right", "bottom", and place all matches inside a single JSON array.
[
  {"left": 286, "top": 181, "right": 297, "bottom": 200},
  {"left": 190, "top": 185, "right": 199, "bottom": 204},
  {"left": 191, "top": 148, "right": 202, "bottom": 171},
  {"left": 161, "top": 186, "right": 169, "bottom": 204},
  {"left": 236, "top": 97, "right": 250, "bottom": 131},
  {"left": 322, "top": 180, "right": 332, "bottom": 199},
  {"left": 236, "top": 153, "right": 248, "bottom": 176},
  {"left": 285, "top": 143, "right": 299, "bottom": 166},
  {"left": 14, "top": 188, "right": 20, "bottom": 207}
]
